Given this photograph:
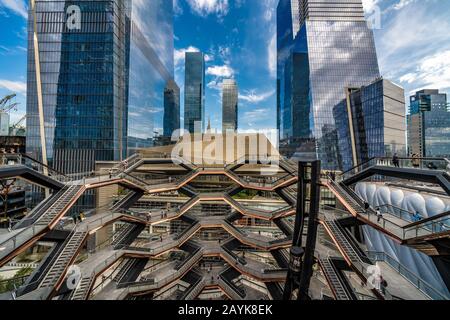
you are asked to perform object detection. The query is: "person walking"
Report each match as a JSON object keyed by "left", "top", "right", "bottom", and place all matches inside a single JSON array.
[
  {"left": 412, "top": 153, "right": 420, "bottom": 169},
  {"left": 392, "top": 154, "right": 400, "bottom": 168},
  {"left": 364, "top": 202, "right": 370, "bottom": 214},
  {"left": 376, "top": 208, "right": 383, "bottom": 223},
  {"left": 380, "top": 276, "right": 388, "bottom": 295}
]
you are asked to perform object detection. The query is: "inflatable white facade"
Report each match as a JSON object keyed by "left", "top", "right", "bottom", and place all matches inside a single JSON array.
[{"left": 355, "top": 182, "right": 450, "bottom": 296}]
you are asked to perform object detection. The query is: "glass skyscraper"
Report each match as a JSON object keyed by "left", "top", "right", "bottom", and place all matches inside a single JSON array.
[
  {"left": 164, "top": 80, "right": 181, "bottom": 139},
  {"left": 277, "top": 0, "right": 381, "bottom": 169},
  {"left": 127, "top": 0, "right": 179, "bottom": 154},
  {"left": 408, "top": 90, "right": 450, "bottom": 158},
  {"left": 334, "top": 78, "right": 407, "bottom": 172},
  {"left": 222, "top": 79, "right": 238, "bottom": 132},
  {"left": 184, "top": 52, "right": 205, "bottom": 134},
  {"left": 26, "top": 0, "right": 178, "bottom": 171}
]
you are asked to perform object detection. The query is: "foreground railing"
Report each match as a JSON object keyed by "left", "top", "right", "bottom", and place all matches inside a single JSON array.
[{"left": 367, "top": 251, "right": 449, "bottom": 300}]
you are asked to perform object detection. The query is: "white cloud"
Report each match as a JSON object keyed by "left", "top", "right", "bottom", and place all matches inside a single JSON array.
[
  {"left": 206, "top": 65, "right": 234, "bottom": 78},
  {"left": 239, "top": 90, "right": 275, "bottom": 104},
  {"left": 362, "top": 0, "right": 380, "bottom": 13},
  {"left": 243, "top": 108, "right": 272, "bottom": 122},
  {"left": 174, "top": 46, "right": 213, "bottom": 67},
  {"left": 391, "top": 0, "right": 416, "bottom": 11},
  {"left": 0, "top": 79, "right": 26, "bottom": 95},
  {"left": 399, "top": 50, "right": 450, "bottom": 93},
  {"left": 207, "top": 80, "right": 221, "bottom": 91},
  {"left": 0, "top": 0, "right": 27, "bottom": 19},
  {"left": 186, "top": 0, "right": 229, "bottom": 17}
]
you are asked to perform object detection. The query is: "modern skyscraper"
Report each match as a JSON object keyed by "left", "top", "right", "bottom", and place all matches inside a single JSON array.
[
  {"left": 184, "top": 52, "right": 205, "bottom": 134},
  {"left": 127, "top": 0, "right": 178, "bottom": 154},
  {"left": 334, "top": 78, "right": 407, "bottom": 172},
  {"left": 222, "top": 79, "right": 238, "bottom": 132},
  {"left": 26, "top": 0, "right": 177, "bottom": 171},
  {"left": 408, "top": 90, "right": 450, "bottom": 158},
  {"left": 277, "top": 0, "right": 381, "bottom": 169},
  {"left": 164, "top": 80, "right": 181, "bottom": 138}
]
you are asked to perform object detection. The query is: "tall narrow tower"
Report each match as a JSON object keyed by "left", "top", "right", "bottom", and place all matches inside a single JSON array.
[
  {"left": 222, "top": 79, "right": 238, "bottom": 133},
  {"left": 184, "top": 52, "right": 206, "bottom": 134}
]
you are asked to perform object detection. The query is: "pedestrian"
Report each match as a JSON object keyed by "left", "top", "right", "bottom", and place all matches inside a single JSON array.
[
  {"left": 109, "top": 169, "right": 113, "bottom": 179},
  {"left": 364, "top": 202, "right": 370, "bottom": 213},
  {"left": 392, "top": 154, "right": 400, "bottom": 168},
  {"left": 376, "top": 208, "right": 383, "bottom": 223},
  {"left": 412, "top": 153, "right": 420, "bottom": 169},
  {"left": 414, "top": 212, "right": 423, "bottom": 222},
  {"left": 427, "top": 162, "right": 438, "bottom": 170},
  {"left": 380, "top": 276, "right": 388, "bottom": 295},
  {"left": 330, "top": 171, "right": 336, "bottom": 182}
]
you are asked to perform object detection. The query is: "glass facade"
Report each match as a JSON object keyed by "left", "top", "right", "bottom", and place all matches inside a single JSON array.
[
  {"left": 222, "top": 79, "right": 238, "bottom": 132},
  {"left": 334, "top": 79, "right": 407, "bottom": 172},
  {"left": 184, "top": 52, "right": 205, "bottom": 134},
  {"left": 408, "top": 90, "right": 450, "bottom": 158},
  {"left": 127, "top": 0, "right": 178, "bottom": 154},
  {"left": 164, "top": 80, "right": 180, "bottom": 139},
  {"left": 277, "top": 0, "right": 381, "bottom": 169},
  {"left": 26, "top": 0, "right": 178, "bottom": 167},
  {"left": 27, "top": 0, "right": 130, "bottom": 174}
]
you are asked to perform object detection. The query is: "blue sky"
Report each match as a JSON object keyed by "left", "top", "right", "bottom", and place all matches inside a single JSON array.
[{"left": 1, "top": 0, "right": 450, "bottom": 130}]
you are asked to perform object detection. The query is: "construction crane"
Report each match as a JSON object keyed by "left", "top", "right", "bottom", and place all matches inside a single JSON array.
[
  {"left": 10, "top": 115, "right": 26, "bottom": 136},
  {"left": 0, "top": 94, "right": 19, "bottom": 113}
]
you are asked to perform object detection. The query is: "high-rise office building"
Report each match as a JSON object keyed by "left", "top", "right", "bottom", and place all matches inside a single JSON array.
[
  {"left": 164, "top": 80, "right": 181, "bottom": 138},
  {"left": 26, "top": 0, "right": 177, "bottom": 172},
  {"left": 334, "top": 78, "right": 407, "bottom": 172},
  {"left": 408, "top": 90, "right": 450, "bottom": 158},
  {"left": 222, "top": 79, "right": 238, "bottom": 132},
  {"left": 277, "top": 0, "right": 381, "bottom": 169},
  {"left": 127, "top": 0, "right": 178, "bottom": 154},
  {"left": 184, "top": 52, "right": 205, "bottom": 134}
]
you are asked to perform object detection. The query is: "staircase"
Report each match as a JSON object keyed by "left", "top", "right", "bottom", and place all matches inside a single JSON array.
[
  {"left": 37, "top": 185, "right": 83, "bottom": 226},
  {"left": 323, "top": 218, "right": 368, "bottom": 265},
  {"left": 70, "top": 276, "right": 95, "bottom": 300},
  {"left": 266, "top": 282, "right": 284, "bottom": 300},
  {"left": 271, "top": 249, "right": 289, "bottom": 269},
  {"left": 39, "top": 231, "right": 87, "bottom": 290},
  {"left": 319, "top": 258, "right": 353, "bottom": 300},
  {"left": 219, "top": 267, "right": 246, "bottom": 299},
  {"left": 183, "top": 279, "right": 205, "bottom": 300},
  {"left": 114, "top": 258, "right": 138, "bottom": 283},
  {"left": 112, "top": 224, "right": 145, "bottom": 249},
  {"left": 327, "top": 181, "right": 365, "bottom": 216},
  {"left": 273, "top": 218, "right": 293, "bottom": 237}
]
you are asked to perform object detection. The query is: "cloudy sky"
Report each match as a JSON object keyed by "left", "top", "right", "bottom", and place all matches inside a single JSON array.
[{"left": 0, "top": 0, "right": 449, "bottom": 129}]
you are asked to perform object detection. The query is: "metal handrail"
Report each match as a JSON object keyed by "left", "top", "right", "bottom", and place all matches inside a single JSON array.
[
  {"left": 367, "top": 251, "right": 449, "bottom": 300},
  {"left": 340, "top": 156, "right": 450, "bottom": 180}
]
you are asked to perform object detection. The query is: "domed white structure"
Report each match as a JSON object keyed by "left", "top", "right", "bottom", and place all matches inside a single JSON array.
[{"left": 354, "top": 182, "right": 450, "bottom": 296}]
